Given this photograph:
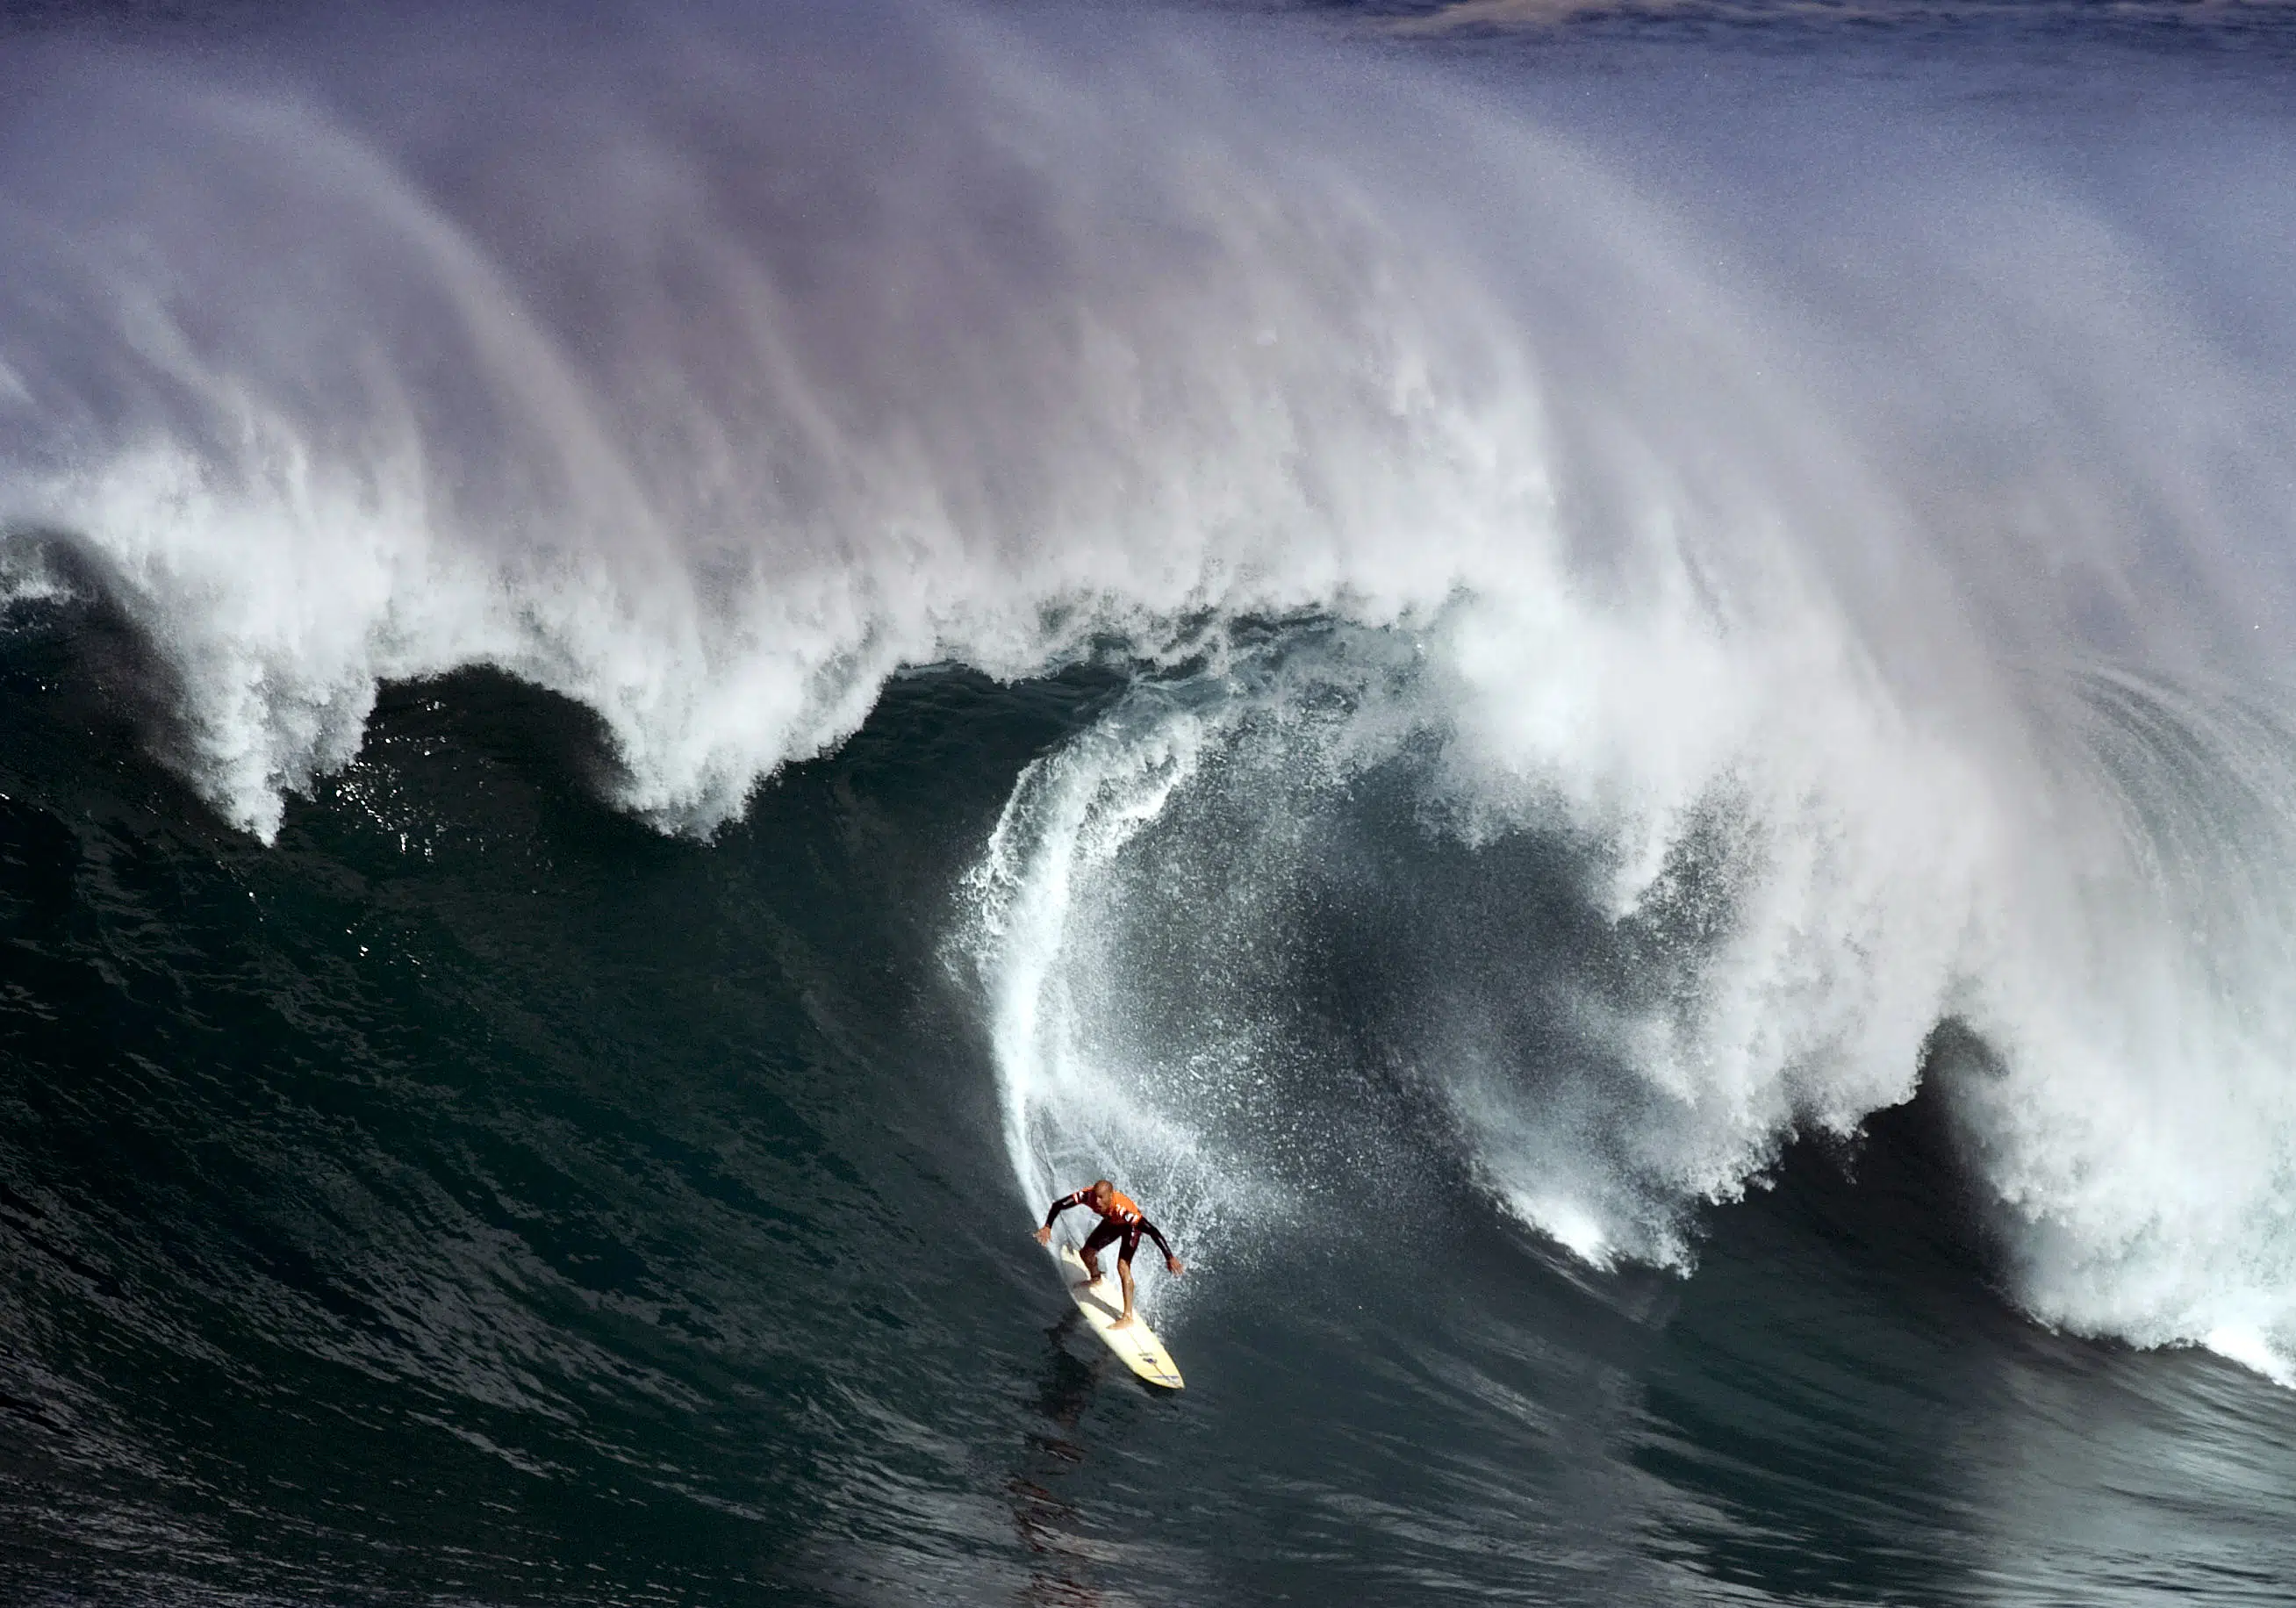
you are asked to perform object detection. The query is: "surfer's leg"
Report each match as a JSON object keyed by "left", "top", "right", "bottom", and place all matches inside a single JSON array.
[
  {"left": 1079, "top": 1220, "right": 1121, "bottom": 1285},
  {"left": 1113, "top": 1224, "right": 1144, "bottom": 1325}
]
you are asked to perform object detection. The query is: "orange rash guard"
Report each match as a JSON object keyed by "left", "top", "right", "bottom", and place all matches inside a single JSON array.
[{"left": 1042, "top": 1188, "right": 1173, "bottom": 1262}]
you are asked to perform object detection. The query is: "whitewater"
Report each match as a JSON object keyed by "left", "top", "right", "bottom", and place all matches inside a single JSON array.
[{"left": 4, "top": 11, "right": 2296, "bottom": 1597}]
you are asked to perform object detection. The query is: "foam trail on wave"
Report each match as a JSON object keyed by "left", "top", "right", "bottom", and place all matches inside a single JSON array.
[{"left": 962, "top": 690, "right": 1248, "bottom": 1310}]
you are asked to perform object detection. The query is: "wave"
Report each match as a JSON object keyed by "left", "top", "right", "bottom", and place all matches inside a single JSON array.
[
  {"left": 5, "top": 2, "right": 2296, "bottom": 1379},
  {"left": 960, "top": 638, "right": 2296, "bottom": 1381}
]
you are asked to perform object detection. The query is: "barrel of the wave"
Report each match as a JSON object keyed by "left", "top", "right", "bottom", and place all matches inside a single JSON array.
[{"left": 1033, "top": 1181, "right": 1187, "bottom": 1389}]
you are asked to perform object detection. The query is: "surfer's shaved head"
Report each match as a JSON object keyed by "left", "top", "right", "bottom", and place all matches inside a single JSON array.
[{"left": 1091, "top": 1179, "right": 1114, "bottom": 1202}]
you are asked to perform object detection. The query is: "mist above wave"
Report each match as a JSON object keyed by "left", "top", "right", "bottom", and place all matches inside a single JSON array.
[
  {"left": 0, "top": 1, "right": 1563, "bottom": 838},
  {"left": 5, "top": 4, "right": 2296, "bottom": 1375}
]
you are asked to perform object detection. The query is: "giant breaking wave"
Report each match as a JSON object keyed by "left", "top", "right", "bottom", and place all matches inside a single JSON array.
[{"left": 5, "top": 1, "right": 2296, "bottom": 1380}]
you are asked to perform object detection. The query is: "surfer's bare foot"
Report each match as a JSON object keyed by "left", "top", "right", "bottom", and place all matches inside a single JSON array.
[
  {"left": 1112, "top": 1313, "right": 1137, "bottom": 1329},
  {"left": 1074, "top": 1275, "right": 1102, "bottom": 1289}
]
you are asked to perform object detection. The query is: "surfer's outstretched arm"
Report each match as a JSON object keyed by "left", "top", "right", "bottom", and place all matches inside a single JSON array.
[
  {"left": 1139, "top": 1217, "right": 1184, "bottom": 1276},
  {"left": 1032, "top": 1191, "right": 1087, "bottom": 1245}
]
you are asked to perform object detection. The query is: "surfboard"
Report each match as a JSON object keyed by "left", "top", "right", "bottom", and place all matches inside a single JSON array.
[{"left": 1054, "top": 1245, "right": 1185, "bottom": 1389}]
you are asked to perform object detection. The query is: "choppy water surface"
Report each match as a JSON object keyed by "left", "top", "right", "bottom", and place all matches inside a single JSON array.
[{"left": 4, "top": 4, "right": 2296, "bottom": 1604}]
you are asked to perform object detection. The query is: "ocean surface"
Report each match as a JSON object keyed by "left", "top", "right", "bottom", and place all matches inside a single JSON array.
[{"left": 5, "top": 2, "right": 2296, "bottom": 1603}]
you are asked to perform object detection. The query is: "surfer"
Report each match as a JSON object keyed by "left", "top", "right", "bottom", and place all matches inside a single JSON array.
[{"left": 1034, "top": 1180, "right": 1184, "bottom": 1328}]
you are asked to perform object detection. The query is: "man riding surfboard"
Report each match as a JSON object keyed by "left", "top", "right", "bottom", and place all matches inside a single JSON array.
[{"left": 1034, "top": 1180, "right": 1184, "bottom": 1328}]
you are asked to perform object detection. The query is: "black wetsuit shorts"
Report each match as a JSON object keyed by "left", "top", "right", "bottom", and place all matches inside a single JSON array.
[{"left": 1082, "top": 1215, "right": 1148, "bottom": 1265}]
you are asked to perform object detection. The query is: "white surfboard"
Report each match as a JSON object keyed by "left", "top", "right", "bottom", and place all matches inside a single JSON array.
[{"left": 1055, "top": 1245, "right": 1185, "bottom": 1389}]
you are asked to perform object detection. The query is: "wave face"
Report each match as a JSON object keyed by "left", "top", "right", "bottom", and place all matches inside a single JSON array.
[{"left": 5, "top": 3, "right": 2296, "bottom": 1604}]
